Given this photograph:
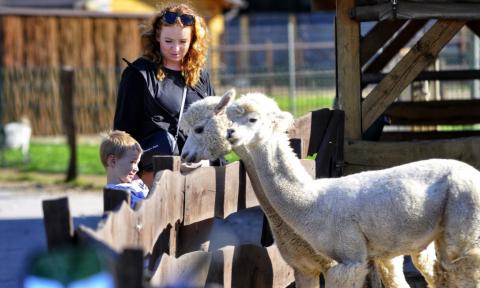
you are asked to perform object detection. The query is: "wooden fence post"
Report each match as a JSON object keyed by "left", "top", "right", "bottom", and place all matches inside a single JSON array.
[
  {"left": 117, "top": 248, "right": 144, "bottom": 288},
  {"left": 153, "top": 155, "right": 181, "bottom": 173},
  {"left": 42, "top": 197, "right": 73, "bottom": 250},
  {"left": 61, "top": 66, "right": 78, "bottom": 182},
  {"left": 104, "top": 188, "right": 130, "bottom": 212}
]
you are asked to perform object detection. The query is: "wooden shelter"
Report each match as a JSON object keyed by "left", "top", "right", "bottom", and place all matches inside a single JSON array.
[{"left": 331, "top": 0, "right": 480, "bottom": 174}]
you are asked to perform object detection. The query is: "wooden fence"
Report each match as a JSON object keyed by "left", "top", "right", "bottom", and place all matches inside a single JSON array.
[
  {"left": 0, "top": 12, "right": 145, "bottom": 135},
  {"left": 41, "top": 109, "right": 351, "bottom": 287}
]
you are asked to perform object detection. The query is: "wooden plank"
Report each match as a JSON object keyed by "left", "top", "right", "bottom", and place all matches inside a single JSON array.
[
  {"left": 344, "top": 137, "right": 480, "bottom": 174},
  {"left": 316, "top": 110, "right": 345, "bottom": 178},
  {"left": 177, "top": 218, "right": 215, "bottom": 256},
  {"left": 220, "top": 244, "right": 295, "bottom": 288},
  {"left": 117, "top": 249, "right": 144, "bottom": 288},
  {"left": 396, "top": 2, "right": 480, "bottom": 20},
  {"left": 385, "top": 99, "right": 480, "bottom": 125},
  {"left": 153, "top": 155, "right": 181, "bottom": 173},
  {"left": 363, "top": 69, "right": 480, "bottom": 84},
  {"left": 150, "top": 251, "right": 212, "bottom": 287},
  {"left": 336, "top": 0, "right": 362, "bottom": 140},
  {"left": 42, "top": 197, "right": 73, "bottom": 249},
  {"left": 103, "top": 187, "right": 130, "bottom": 212},
  {"left": 289, "top": 138, "right": 303, "bottom": 158},
  {"left": 82, "top": 170, "right": 184, "bottom": 255},
  {"left": 362, "top": 20, "right": 465, "bottom": 131},
  {"left": 364, "top": 19, "right": 428, "bottom": 74},
  {"left": 360, "top": 20, "right": 406, "bottom": 66},
  {"left": 223, "top": 161, "right": 244, "bottom": 217},
  {"left": 288, "top": 112, "right": 312, "bottom": 159},
  {"left": 143, "top": 170, "right": 184, "bottom": 254},
  {"left": 184, "top": 166, "right": 217, "bottom": 225},
  {"left": 381, "top": 131, "right": 480, "bottom": 141}
]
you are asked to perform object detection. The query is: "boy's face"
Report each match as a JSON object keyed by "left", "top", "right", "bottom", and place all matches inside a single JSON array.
[{"left": 108, "top": 148, "right": 142, "bottom": 183}]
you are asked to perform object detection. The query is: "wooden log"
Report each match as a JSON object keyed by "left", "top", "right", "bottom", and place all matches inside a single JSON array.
[
  {"left": 150, "top": 251, "right": 212, "bottom": 287},
  {"left": 362, "top": 20, "right": 465, "bottom": 131},
  {"left": 336, "top": 0, "right": 362, "bottom": 140},
  {"left": 42, "top": 197, "right": 73, "bottom": 249},
  {"left": 344, "top": 137, "right": 480, "bottom": 174}
]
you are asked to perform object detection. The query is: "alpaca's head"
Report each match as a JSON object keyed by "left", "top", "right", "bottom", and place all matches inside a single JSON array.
[
  {"left": 180, "top": 89, "right": 236, "bottom": 163},
  {"left": 226, "top": 93, "right": 294, "bottom": 147}
]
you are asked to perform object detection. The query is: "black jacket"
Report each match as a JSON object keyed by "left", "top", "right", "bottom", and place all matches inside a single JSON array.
[{"left": 113, "top": 57, "right": 215, "bottom": 169}]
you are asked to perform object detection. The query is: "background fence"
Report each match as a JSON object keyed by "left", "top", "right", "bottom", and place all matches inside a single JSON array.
[{"left": 1, "top": 13, "right": 479, "bottom": 135}]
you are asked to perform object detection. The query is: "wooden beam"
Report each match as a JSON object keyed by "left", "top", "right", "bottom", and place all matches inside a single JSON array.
[
  {"left": 363, "top": 69, "right": 480, "bottom": 85},
  {"left": 344, "top": 137, "right": 480, "bottom": 175},
  {"left": 467, "top": 21, "right": 480, "bottom": 38},
  {"left": 362, "top": 20, "right": 465, "bottom": 131},
  {"left": 364, "top": 20, "right": 427, "bottom": 74},
  {"left": 336, "top": 0, "right": 362, "bottom": 140},
  {"left": 360, "top": 20, "right": 406, "bottom": 66},
  {"left": 385, "top": 99, "right": 480, "bottom": 125},
  {"left": 352, "top": 2, "right": 480, "bottom": 21},
  {"left": 381, "top": 131, "right": 480, "bottom": 142}
]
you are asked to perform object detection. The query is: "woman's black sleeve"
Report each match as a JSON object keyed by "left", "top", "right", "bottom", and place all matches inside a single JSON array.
[{"left": 113, "top": 67, "right": 145, "bottom": 141}]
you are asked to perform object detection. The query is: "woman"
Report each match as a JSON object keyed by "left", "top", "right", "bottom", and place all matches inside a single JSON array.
[{"left": 114, "top": 3, "right": 215, "bottom": 186}]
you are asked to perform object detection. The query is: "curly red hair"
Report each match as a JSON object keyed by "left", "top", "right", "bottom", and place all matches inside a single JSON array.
[{"left": 142, "top": 3, "right": 209, "bottom": 88}]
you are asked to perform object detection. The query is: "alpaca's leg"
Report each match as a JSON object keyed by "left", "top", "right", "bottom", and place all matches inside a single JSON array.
[
  {"left": 293, "top": 269, "right": 320, "bottom": 288},
  {"left": 411, "top": 243, "right": 437, "bottom": 288},
  {"left": 374, "top": 256, "right": 410, "bottom": 288},
  {"left": 437, "top": 245, "right": 480, "bottom": 288},
  {"left": 324, "top": 262, "right": 369, "bottom": 288}
]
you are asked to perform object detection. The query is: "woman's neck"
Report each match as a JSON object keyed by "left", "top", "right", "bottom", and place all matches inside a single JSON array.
[{"left": 163, "top": 60, "right": 181, "bottom": 71}]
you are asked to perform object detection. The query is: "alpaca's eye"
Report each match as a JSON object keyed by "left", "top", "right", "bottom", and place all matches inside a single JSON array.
[
  {"left": 194, "top": 127, "right": 204, "bottom": 134},
  {"left": 249, "top": 118, "right": 257, "bottom": 123}
]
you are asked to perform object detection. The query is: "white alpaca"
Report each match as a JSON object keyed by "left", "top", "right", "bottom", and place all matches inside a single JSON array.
[
  {"left": 180, "top": 90, "right": 429, "bottom": 288},
  {"left": 1, "top": 118, "right": 32, "bottom": 163},
  {"left": 224, "top": 92, "right": 480, "bottom": 288}
]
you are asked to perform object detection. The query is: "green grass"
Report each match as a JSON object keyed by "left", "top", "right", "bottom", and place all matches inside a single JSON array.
[
  {"left": 2, "top": 142, "right": 105, "bottom": 175},
  {"left": 273, "top": 95, "right": 334, "bottom": 117}
]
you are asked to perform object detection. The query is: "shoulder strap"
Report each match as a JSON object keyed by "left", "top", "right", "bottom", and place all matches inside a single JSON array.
[{"left": 172, "top": 86, "right": 187, "bottom": 154}]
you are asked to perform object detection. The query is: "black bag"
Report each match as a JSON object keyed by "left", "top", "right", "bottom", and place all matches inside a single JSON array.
[{"left": 139, "top": 129, "right": 178, "bottom": 171}]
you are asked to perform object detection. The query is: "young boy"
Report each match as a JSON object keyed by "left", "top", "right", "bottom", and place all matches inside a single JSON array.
[{"left": 100, "top": 130, "right": 149, "bottom": 208}]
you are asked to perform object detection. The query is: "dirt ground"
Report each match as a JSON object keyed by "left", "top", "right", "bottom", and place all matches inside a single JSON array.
[{"left": 0, "top": 180, "right": 104, "bottom": 288}]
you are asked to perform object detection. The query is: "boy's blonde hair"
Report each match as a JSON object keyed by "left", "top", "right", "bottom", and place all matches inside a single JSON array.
[{"left": 99, "top": 130, "right": 143, "bottom": 168}]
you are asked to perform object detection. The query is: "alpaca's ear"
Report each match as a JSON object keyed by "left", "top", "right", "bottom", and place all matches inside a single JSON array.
[
  {"left": 272, "top": 111, "right": 294, "bottom": 132},
  {"left": 215, "top": 88, "right": 236, "bottom": 115}
]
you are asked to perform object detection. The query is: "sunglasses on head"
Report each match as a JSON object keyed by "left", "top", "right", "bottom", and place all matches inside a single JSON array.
[{"left": 161, "top": 11, "right": 195, "bottom": 26}]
